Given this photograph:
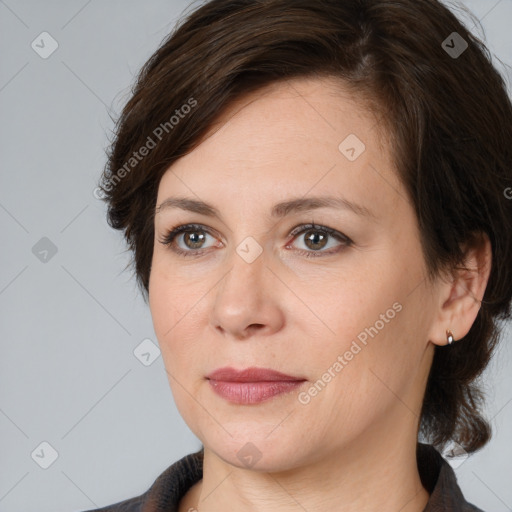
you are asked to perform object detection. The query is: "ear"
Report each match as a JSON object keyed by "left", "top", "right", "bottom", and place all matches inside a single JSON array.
[{"left": 427, "top": 232, "right": 492, "bottom": 347}]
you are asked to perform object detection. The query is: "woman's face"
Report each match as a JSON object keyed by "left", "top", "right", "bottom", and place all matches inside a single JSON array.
[{"left": 149, "top": 76, "right": 440, "bottom": 470}]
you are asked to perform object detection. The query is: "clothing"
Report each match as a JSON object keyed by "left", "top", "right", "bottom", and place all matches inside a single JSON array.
[{"left": 79, "top": 442, "right": 484, "bottom": 512}]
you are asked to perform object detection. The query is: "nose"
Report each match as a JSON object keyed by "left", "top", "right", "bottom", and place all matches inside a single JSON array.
[{"left": 210, "top": 244, "right": 285, "bottom": 340}]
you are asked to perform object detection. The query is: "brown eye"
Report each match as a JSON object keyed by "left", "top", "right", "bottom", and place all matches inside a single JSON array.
[
  {"left": 287, "top": 223, "right": 352, "bottom": 258},
  {"left": 158, "top": 224, "right": 219, "bottom": 257}
]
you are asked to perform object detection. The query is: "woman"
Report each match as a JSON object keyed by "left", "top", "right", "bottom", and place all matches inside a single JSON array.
[{"left": 86, "top": 0, "right": 512, "bottom": 510}]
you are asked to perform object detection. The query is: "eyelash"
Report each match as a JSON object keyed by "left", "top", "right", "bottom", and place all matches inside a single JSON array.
[{"left": 157, "top": 222, "right": 353, "bottom": 259}]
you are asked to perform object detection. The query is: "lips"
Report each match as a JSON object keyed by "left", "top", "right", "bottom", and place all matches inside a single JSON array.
[
  {"left": 206, "top": 366, "right": 304, "bottom": 382},
  {"left": 206, "top": 366, "right": 306, "bottom": 405}
]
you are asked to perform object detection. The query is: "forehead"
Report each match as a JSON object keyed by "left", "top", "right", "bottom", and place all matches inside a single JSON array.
[
  {"left": 193, "top": 76, "right": 383, "bottom": 158},
  {"left": 156, "top": 76, "right": 406, "bottom": 221}
]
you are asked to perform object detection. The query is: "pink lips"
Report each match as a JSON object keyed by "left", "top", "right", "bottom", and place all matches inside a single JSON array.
[{"left": 206, "top": 366, "right": 306, "bottom": 405}]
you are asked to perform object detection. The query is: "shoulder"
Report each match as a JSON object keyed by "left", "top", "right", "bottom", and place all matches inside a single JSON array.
[
  {"left": 417, "top": 443, "right": 486, "bottom": 512},
  {"left": 76, "top": 448, "right": 204, "bottom": 512}
]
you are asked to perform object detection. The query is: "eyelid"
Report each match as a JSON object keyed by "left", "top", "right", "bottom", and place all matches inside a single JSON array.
[{"left": 287, "top": 222, "right": 351, "bottom": 243}]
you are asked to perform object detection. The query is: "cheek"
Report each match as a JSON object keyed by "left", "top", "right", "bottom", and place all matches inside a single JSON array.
[
  {"left": 149, "top": 249, "right": 192, "bottom": 328},
  {"left": 149, "top": 279, "right": 180, "bottom": 342},
  {"left": 292, "top": 255, "right": 418, "bottom": 401},
  {"left": 148, "top": 259, "right": 207, "bottom": 370},
  {"left": 291, "top": 256, "right": 404, "bottom": 346},
  {"left": 309, "top": 270, "right": 428, "bottom": 415},
  {"left": 149, "top": 263, "right": 185, "bottom": 355}
]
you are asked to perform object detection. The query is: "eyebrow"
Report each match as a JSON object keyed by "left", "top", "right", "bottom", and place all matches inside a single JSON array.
[{"left": 155, "top": 195, "right": 377, "bottom": 221}]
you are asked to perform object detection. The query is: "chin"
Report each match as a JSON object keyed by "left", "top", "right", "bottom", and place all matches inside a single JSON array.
[{"left": 205, "top": 433, "right": 310, "bottom": 473}]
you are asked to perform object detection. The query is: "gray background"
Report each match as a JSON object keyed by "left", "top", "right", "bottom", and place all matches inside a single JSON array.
[{"left": 0, "top": 1, "right": 511, "bottom": 511}]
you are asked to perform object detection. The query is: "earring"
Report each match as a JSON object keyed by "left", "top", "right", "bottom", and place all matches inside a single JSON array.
[{"left": 446, "top": 329, "right": 454, "bottom": 345}]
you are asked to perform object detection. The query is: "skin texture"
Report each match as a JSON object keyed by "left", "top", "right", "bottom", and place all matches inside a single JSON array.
[{"left": 148, "top": 76, "right": 491, "bottom": 512}]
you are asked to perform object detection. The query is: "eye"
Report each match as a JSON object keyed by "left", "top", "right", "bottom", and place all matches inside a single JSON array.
[
  {"left": 157, "top": 223, "right": 220, "bottom": 257},
  {"left": 158, "top": 221, "right": 352, "bottom": 258},
  {"left": 286, "top": 222, "right": 352, "bottom": 258}
]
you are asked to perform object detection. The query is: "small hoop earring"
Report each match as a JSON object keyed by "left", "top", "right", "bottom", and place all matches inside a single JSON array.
[{"left": 446, "top": 330, "right": 454, "bottom": 345}]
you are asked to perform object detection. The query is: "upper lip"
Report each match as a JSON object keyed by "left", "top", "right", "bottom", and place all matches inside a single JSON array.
[{"left": 206, "top": 366, "right": 305, "bottom": 382}]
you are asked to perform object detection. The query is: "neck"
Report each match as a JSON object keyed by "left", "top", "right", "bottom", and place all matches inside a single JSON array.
[{"left": 190, "top": 416, "right": 430, "bottom": 512}]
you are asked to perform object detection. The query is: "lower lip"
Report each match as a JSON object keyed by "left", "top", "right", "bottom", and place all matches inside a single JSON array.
[{"left": 208, "top": 379, "right": 305, "bottom": 404}]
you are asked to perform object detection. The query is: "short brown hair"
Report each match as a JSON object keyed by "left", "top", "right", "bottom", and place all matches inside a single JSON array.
[{"left": 98, "top": 0, "right": 512, "bottom": 454}]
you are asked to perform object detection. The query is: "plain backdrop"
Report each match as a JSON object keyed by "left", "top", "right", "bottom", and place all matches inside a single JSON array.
[{"left": 0, "top": 1, "right": 511, "bottom": 511}]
